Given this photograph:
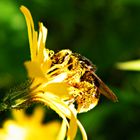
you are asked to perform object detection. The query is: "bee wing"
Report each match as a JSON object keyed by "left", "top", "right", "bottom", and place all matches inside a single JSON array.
[{"left": 93, "top": 73, "right": 118, "bottom": 102}]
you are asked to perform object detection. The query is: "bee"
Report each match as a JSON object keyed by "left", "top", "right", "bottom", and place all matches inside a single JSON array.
[
  {"left": 51, "top": 49, "right": 118, "bottom": 113},
  {"left": 71, "top": 53, "right": 118, "bottom": 112},
  {"left": 74, "top": 53, "right": 118, "bottom": 98}
]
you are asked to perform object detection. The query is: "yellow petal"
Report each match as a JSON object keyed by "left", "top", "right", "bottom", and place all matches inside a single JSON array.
[
  {"left": 67, "top": 110, "right": 77, "bottom": 140},
  {"left": 12, "top": 110, "right": 27, "bottom": 124},
  {"left": 20, "top": 5, "right": 37, "bottom": 61},
  {"left": 56, "top": 120, "right": 67, "bottom": 140},
  {"left": 24, "top": 61, "right": 45, "bottom": 78},
  {"left": 43, "top": 121, "right": 61, "bottom": 140},
  {"left": 48, "top": 73, "right": 68, "bottom": 83},
  {"left": 35, "top": 93, "right": 70, "bottom": 126},
  {"left": 35, "top": 94, "right": 78, "bottom": 140},
  {"left": 37, "top": 23, "right": 48, "bottom": 63},
  {"left": 31, "top": 107, "right": 44, "bottom": 124},
  {"left": 32, "top": 30, "right": 38, "bottom": 60},
  {"left": 44, "top": 82, "right": 69, "bottom": 98},
  {"left": 77, "top": 120, "right": 87, "bottom": 140},
  {"left": 42, "top": 59, "right": 52, "bottom": 73}
]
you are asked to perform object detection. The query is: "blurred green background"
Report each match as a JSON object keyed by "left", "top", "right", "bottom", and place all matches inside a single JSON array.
[{"left": 0, "top": 0, "right": 140, "bottom": 140}]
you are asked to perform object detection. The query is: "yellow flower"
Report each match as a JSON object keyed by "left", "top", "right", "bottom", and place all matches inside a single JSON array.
[
  {"left": 19, "top": 5, "right": 87, "bottom": 140},
  {"left": 0, "top": 107, "right": 62, "bottom": 140},
  {"left": 20, "top": 5, "right": 100, "bottom": 114}
]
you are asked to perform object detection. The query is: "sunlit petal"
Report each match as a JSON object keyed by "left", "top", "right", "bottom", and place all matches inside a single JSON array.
[
  {"left": 20, "top": 6, "right": 37, "bottom": 61},
  {"left": 43, "top": 82, "right": 69, "bottom": 98},
  {"left": 56, "top": 120, "right": 67, "bottom": 140},
  {"left": 77, "top": 120, "right": 88, "bottom": 140},
  {"left": 24, "top": 61, "right": 45, "bottom": 78}
]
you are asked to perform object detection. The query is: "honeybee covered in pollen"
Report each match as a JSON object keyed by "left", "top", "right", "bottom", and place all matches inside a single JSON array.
[{"left": 50, "top": 49, "right": 118, "bottom": 113}]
